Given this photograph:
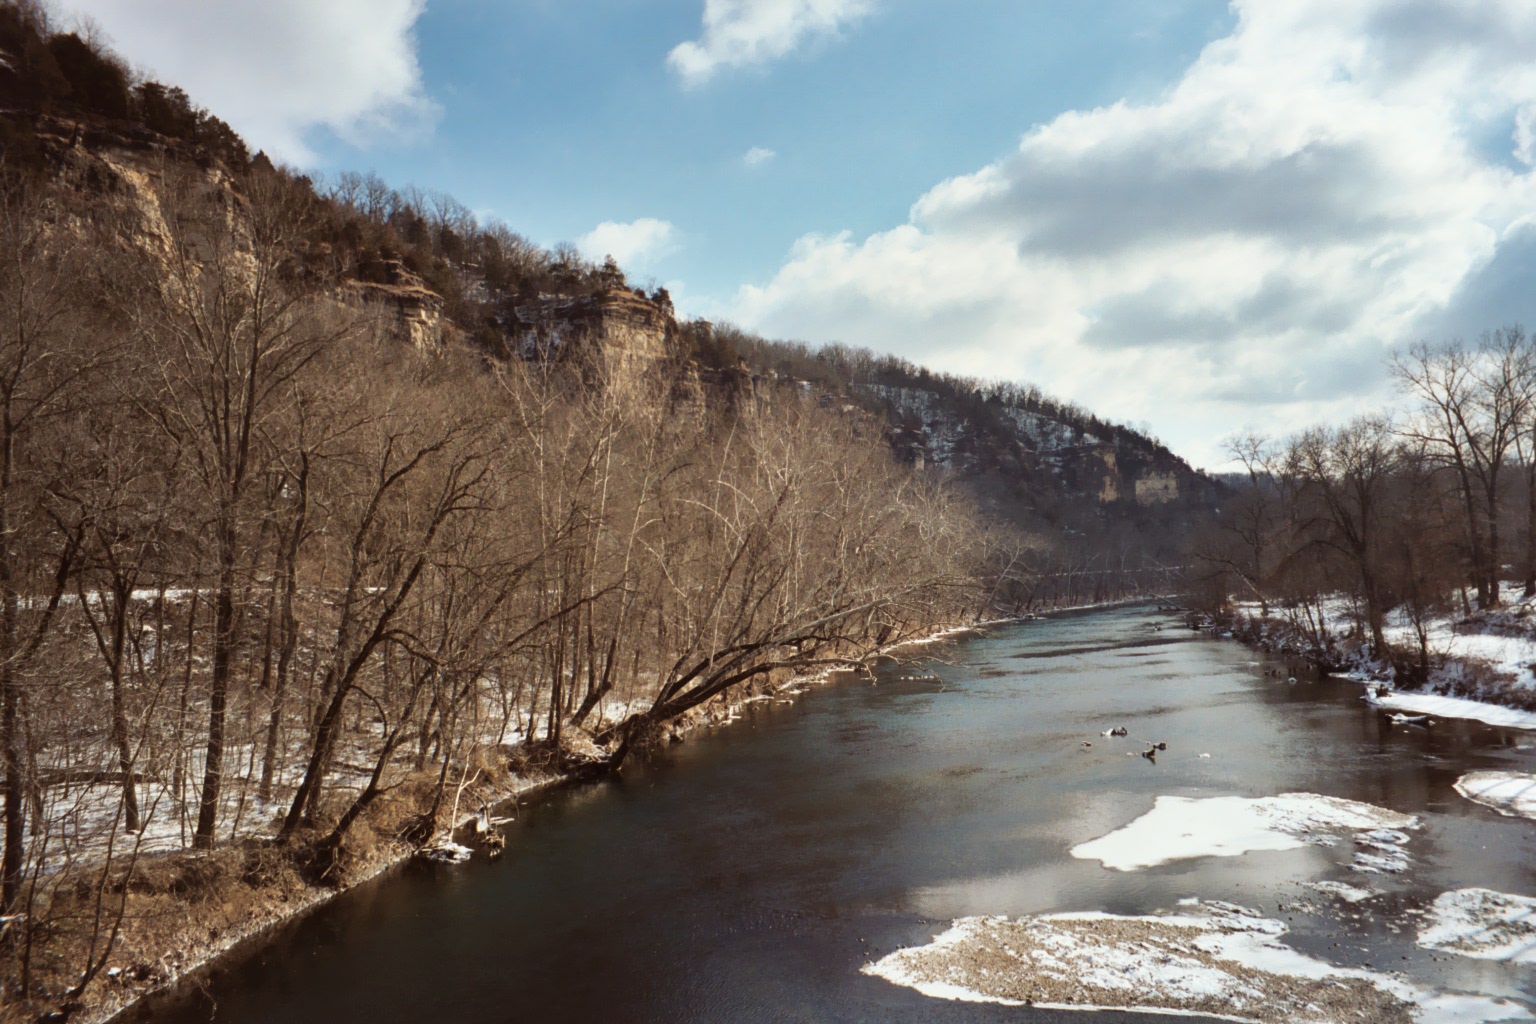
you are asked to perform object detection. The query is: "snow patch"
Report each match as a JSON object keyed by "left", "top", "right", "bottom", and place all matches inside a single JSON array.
[
  {"left": 1418, "top": 889, "right": 1536, "bottom": 964},
  {"left": 1071, "top": 793, "right": 1417, "bottom": 872},
  {"left": 864, "top": 900, "right": 1529, "bottom": 1024},
  {"left": 416, "top": 840, "right": 473, "bottom": 864},
  {"left": 1352, "top": 850, "right": 1410, "bottom": 874}
]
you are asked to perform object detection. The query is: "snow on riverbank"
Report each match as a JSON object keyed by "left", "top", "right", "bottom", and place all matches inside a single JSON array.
[
  {"left": 1071, "top": 793, "right": 1417, "bottom": 871},
  {"left": 1454, "top": 772, "right": 1536, "bottom": 819},
  {"left": 863, "top": 900, "right": 1528, "bottom": 1024},
  {"left": 1221, "top": 588, "right": 1536, "bottom": 730},
  {"left": 1363, "top": 691, "right": 1536, "bottom": 730},
  {"left": 1418, "top": 889, "right": 1536, "bottom": 964}
]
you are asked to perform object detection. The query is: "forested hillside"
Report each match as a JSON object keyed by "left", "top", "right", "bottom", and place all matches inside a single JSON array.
[{"left": 0, "top": 4, "right": 1204, "bottom": 1018}]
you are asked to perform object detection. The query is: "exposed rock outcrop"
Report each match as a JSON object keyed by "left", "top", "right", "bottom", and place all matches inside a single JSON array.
[
  {"left": 510, "top": 287, "right": 672, "bottom": 391},
  {"left": 1135, "top": 471, "right": 1179, "bottom": 505},
  {"left": 342, "top": 259, "right": 446, "bottom": 350}
]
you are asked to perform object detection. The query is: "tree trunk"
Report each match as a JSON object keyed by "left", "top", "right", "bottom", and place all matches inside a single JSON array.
[
  {"left": 1486, "top": 481, "right": 1501, "bottom": 607},
  {"left": 106, "top": 585, "right": 139, "bottom": 834},
  {"left": 1, "top": 421, "right": 20, "bottom": 910},
  {"left": 1525, "top": 456, "right": 1535, "bottom": 598},
  {"left": 1, "top": 586, "right": 20, "bottom": 913},
  {"left": 260, "top": 499, "right": 303, "bottom": 802},
  {"left": 194, "top": 530, "right": 237, "bottom": 850},
  {"left": 1457, "top": 470, "right": 1488, "bottom": 606}
]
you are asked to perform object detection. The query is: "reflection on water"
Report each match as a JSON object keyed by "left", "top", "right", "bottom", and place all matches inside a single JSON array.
[{"left": 144, "top": 606, "right": 1536, "bottom": 1023}]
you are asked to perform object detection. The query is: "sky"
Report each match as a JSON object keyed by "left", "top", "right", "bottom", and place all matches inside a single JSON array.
[{"left": 55, "top": 0, "right": 1536, "bottom": 469}]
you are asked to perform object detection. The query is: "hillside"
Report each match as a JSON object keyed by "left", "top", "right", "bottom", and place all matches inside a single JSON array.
[
  {"left": 729, "top": 336, "right": 1219, "bottom": 545},
  {"left": 0, "top": 0, "right": 1219, "bottom": 547}
]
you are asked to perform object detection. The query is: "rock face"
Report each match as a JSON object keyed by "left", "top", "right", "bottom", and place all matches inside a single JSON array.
[
  {"left": 1096, "top": 447, "right": 1121, "bottom": 503},
  {"left": 31, "top": 115, "right": 236, "bottom": 263},
  {"left": 20, "top": 115, "right": 450, "bottom": 353},
  {"left": 511, "top": 288, "right": 672, "bottom": 391},
  {"left": 342, "top": 260, "right": 446, "bottom": 350},
  {"left": 848, "top": 380, "right": 1216, "bottom": 518},
  {"left": 1135, "top": 472, "right": 1179, "bottom": 505}
]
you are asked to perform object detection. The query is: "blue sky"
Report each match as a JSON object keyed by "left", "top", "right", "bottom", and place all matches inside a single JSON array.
[
  {"left": 58, "top": 1, "right": 1536, "bottom": 467},
  {"left": 341, "top": 0, "right": 1235, "bottom": 301}
]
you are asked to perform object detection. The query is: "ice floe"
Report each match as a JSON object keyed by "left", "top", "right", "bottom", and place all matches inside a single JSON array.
[
  {"left": 1418, "top": 889, "right": 1536, "bottom": 964},
  {"left": 1455, "top": 772, "right": 1536, "bottom": 819},
  {"left": 1071, "top": 793, "right": 1417, "bottom": 871},
  {"left": 1356, "top": 828, "right": 1411, "bottom": 849},
  {"left": 1351, "top": 828, "right": 1412, "bottom": 874},
  {"left": 864, "top": 899, "right": 1529, "bottom": 1024},
  {"left": 1352, "top": 850, "right": 1410, "bottom": 874}
]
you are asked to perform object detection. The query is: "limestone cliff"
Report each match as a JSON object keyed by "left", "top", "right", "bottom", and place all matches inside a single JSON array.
[
  {"left": 510, "top": 288, "right": 672, "bottom": 391},
  {"left": 342, "top": 259, "right": 446, "bottom": 350}
]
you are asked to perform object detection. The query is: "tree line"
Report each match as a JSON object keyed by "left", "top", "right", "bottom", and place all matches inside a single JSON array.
[{"left": 1200, "top": 327, "right": 1536, "bottom": 682}]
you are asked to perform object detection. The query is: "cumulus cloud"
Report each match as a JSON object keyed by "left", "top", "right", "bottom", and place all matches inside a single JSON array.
[
  {"left": 59, "top": 0, "right": 435, "bottom": 164},
  {"left": 578, "top": 218, "right": 680, "bottom": 271},
  {"left": 743, "top": 145, "right": 777, "bottom": 167},
  {"left": 730, "top": 0, "right": 1536, "bottom": 466},
  {"left": 669, "top": 0, "right": 874, "bottom": 86}
]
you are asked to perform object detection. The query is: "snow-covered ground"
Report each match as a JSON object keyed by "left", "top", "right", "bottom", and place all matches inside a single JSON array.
[
  {"left": 1454, "top": 772, "right": 1536, "bottom": 819},
  {"left": 864, "top": 899, "right": 1528, "bottom": 1024},
  {"left": 1382, "top": 599, "right": 1536, "bottom": 684},
  {"left": 1071, "top": 793, "right": 1417, "bottom": 872}
]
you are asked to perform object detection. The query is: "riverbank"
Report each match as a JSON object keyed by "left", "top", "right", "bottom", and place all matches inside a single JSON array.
[
  {"left": 80, "top": 614, "right": 1030, "bottom": 1024},
  {"left": 1192, "top": 590, "right": 1536, "bottom": 732}
]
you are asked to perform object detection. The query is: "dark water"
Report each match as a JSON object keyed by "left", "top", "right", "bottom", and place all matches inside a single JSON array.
[{"left": 146, "top": 606, "right": 1536, "bottom": 1023}]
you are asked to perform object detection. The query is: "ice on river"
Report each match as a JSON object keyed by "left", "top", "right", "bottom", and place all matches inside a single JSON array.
[
  {"left": 863, "top": 899, "right": 1529, "bottom": 1024},
  {"left": 1071, "top": 793, "right": 1418, "bottom": 871},
  {"left": 1418, "top": 889, "right": 1536, "bottom": 964},
  {"left": 1455, "top": 772, "right": 1536, "bottom": 819}
]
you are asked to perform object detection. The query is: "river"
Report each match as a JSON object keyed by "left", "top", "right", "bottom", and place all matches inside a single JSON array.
[{"left": 140, "top": 605, "right": 1536, "bottom": 1023}]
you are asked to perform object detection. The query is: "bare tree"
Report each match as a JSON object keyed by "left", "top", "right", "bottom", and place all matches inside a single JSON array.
[
  {"left": 1394, "top": 331, "right": 1531, "bottom": 606},
  {"left": 0, "top": 176, "right": 102, "bottom": 907},
  {"left": 1288, "top": 417, "right": 1398, "bottom": 654},
  {"left": 125, "top": 168, "right": 346, "bottom": 849}
]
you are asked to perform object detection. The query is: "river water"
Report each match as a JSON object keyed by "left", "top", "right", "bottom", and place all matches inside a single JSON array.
[{"left": 144, "top": 605, "right": 1536, "bottom": 1023}]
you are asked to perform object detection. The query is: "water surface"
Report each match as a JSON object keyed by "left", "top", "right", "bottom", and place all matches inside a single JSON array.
[{"left": 147, "top": 606, "right": 1536, "bottom": 1023}]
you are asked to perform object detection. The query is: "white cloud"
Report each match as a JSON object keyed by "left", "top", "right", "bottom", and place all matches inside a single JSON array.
[
  {"left": 59, "top": 0, "right": 435, "bottom": 165},
  {"left": 669, "top": 0, "right": 874, "bottom": 86},
  {"left": 743, "top": 145, "right": 777, "bottom": 167},
  {"left": 729, "top": 0, "right": 1536, "bottom": 467},
  {"left": 578, "top": 218, "right": 680, "bottom": 271}
]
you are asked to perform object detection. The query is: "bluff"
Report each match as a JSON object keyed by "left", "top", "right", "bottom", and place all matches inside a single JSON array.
[{"left": 0, "top": 6, "right": 1219, "bottom": 566}]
